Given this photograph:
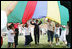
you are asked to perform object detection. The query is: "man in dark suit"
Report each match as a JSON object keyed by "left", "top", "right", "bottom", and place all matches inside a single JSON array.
[{"left": 30, "top": 19, "right": 42, "bottom": 45}]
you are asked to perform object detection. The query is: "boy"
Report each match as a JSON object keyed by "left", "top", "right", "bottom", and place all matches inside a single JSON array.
[
  {"left": 55, "top": 23, "right": 60, "bottom": 45},
  {"left": 23, "top": 23, "right": 33, "bottom": 46},
  {"left": 8, "top": 25, "right": 15, "bottom": 48}
]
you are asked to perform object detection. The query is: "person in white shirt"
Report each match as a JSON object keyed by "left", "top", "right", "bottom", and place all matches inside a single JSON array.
[
  {"left": 46, "top": 19, "right": 55, "bottom": 45},
  {"left": 59, "top": 21, "right": 70, "bottom": 48},
  {"left": 8, "top": 25, "right": 15, "bottom": 48},
  {"left": 59, "top": 25, "right": 67, "bottom": 45},
  {"left": 23, "top": 23, "right": 33, "bottom": 46},
  {"left": 55, "top": 23, "right": 60, "bottom": 45}
]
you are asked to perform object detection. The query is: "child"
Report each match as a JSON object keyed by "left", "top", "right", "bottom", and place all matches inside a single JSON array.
[
  {"left": 14, "top": 23, "right": 19, "bottom": 48},
  {"left": 8, "top": 25, "right": 15, "bottom": 48},
  {"left": 23, "top": 23, "right": 33, "bottom": 46},
  {"left": 55, "top": 23, "right": 60, "bottom": 45}
]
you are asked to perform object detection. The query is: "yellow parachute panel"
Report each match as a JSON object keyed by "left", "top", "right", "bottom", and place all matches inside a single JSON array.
[{"left": 47, "top": 1, "right": 61, "bottom": 24}]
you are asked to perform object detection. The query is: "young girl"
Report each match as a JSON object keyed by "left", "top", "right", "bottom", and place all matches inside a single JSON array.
[
  {"left": 55, "top": 23, "right": 60, "bottom": 45},
  {"left": 8, "top": 25, "right": 15, "bottom": 48},
  {"left": 23, "top": 23, "right": 33, "bottom": 46}
]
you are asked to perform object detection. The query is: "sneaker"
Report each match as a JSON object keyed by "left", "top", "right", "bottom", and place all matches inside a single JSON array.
[
  {"left": 58, "top": 42, "right": 60, "bottom": 45},
  {"left": 56, "top": 43, "right": 59, "bottom": 45},
  {"left": 65, "top": 42, "right": 67, "bottom": 45},
  {"left": 56, "top": 43, "right": 58, "bottom": 45}
]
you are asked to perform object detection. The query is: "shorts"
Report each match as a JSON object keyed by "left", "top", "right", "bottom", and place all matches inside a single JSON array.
[
  {"left": 8, "top": 42, "right": 14, "bottom": 46},
  {"left": 55, "top": 34, "right": 59, "bottom": 38}
]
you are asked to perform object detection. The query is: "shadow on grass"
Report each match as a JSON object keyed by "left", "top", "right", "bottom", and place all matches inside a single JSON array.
[
  {"left": 17, "top": 43, "right": 68, "bottom": 48},
  {"left": 1, "top": 35, "right": 69, "bottom": 48}
]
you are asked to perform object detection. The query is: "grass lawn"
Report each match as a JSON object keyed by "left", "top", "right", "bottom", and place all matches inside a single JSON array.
[{"left": 1, "top": 34, "right": 69, "bottom": 48}]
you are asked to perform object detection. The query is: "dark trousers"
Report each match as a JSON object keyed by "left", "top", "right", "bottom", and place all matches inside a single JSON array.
[
  {"left": 25, "top": 34, "right": 33, "bottom": 45},
  {"left": 14, "top": 28, "right": 19, "bottom": 48},
  {"left": 66, "top": 34, "right": 71, "bottom": 47},
  {"left": 34, "top": 33, "right": 39, "bottom": 44},
  {"left": 47, "top": 30, "right": 54, "bottom": 42},
  {"left": 60, "top": 28, "right": 62, "bottom": 36}
]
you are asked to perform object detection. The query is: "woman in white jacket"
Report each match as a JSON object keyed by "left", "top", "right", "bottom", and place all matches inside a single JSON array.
[{"left": 59, "top": 25, "right": 67, "bottom": 45}]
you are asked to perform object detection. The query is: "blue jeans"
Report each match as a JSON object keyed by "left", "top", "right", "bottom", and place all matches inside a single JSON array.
[{"left": 47, "top": 30, "right": 54, "bottom": 42}]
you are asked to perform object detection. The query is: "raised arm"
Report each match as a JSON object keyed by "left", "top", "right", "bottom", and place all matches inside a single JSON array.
[
  {"left": 11, "top": 31, "right": 16, "bottom": 35},
  {"left": 30, "top": 19, "right": 35, "bottom": 25},
  {"left": 30, "top": 21, "right": 35, "bottom": 25},
  {"left": 60, "top": 25, "right": 66, "bottom": 28},
  {"left": 38, "top": 21, "right": 42, "bottom": 25}
]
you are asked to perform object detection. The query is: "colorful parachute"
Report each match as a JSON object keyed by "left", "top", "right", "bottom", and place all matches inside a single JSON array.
[{"left": 1, "top": 1, "right": 69, "bottom": 25}]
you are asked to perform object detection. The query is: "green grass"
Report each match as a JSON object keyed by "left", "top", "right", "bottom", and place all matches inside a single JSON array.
[{"left": 1, "top": 34, "right": 69, "bottom": 48}]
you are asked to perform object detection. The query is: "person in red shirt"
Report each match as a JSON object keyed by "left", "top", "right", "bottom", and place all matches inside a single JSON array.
[
  {"left": 14, "top": 23, "right": 20, "bottom": 29},
  {"left": 14, "top": 23, "right": 20, "bottom": 48}
]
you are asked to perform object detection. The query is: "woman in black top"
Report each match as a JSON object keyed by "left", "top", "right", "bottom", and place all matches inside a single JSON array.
[{"left": 30, "top": 19, "right": 42, "bottom": 45}]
